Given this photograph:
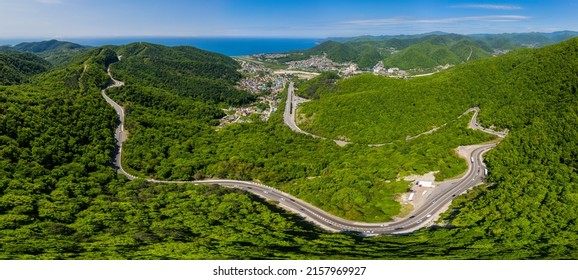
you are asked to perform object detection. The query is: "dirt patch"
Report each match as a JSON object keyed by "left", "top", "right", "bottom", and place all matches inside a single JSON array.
[
  {"left": 404, "top": 171, "right": 437, "bottom": 183},
  {"left": 274, "top": 70, "right": 320, "bottom": 80},
  {"left": 296, "top": 109, "right": 315, "bottom": 127},
  {"left": 392, "top": 194, "right": 414, "bottom": 219}
]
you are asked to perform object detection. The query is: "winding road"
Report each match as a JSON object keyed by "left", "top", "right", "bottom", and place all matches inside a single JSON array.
[{"left": 101, "top": 60, "right": 506, "bottom": 236}]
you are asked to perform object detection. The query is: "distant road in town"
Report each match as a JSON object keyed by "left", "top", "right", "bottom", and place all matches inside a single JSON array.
[{"left": 102, "top": 59, "right": 506, "bottom": 236}]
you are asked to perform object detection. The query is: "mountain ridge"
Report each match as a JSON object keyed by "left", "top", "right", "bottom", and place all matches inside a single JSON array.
[
  {"left": 276, "top": 31, "right": 578, "bottom": 70},
  {"left": 2, "top": 39, "right": 92, "bottom": 66}
]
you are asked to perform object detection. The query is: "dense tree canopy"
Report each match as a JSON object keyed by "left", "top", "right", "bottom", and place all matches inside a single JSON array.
[
  {"left": 111, "top": 43, "right": 255, "bottom": 106},
  {"left": 2, "top": 38, "right": 578, "bottom": 260},
  {"left": 0, "top": 51, "right": 51, "bottom": 85},
  {"left": 275, "top": 32, "right": 578, "bottom": 70},
  {"left": 106, "top": 43, "right": 495, "bottom": 222}
]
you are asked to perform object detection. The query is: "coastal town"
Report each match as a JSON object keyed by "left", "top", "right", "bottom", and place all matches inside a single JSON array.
[
  {"left": 219, "top": 51, "right": 457, "bottom": 128},
  {"left": 249, "top": 51, "right": 451, "bottom": 79},
  {"left": 218, "top": 59, "right": 288, "bottom": 127}
]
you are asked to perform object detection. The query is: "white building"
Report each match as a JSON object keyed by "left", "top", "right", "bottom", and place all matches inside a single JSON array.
[{"left": 416, "top": 181, "right": 435, "bottom": 188}]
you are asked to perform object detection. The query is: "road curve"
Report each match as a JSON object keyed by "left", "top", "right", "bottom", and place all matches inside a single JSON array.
[
  {"left": 283, "top": 82, "right": 319, "bottom": 137},
  {"left": 102, "top": 60, "right": 505, "bottom": 236}
]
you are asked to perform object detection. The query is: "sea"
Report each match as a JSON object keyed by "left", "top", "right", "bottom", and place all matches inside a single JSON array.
[{"left": 1, "top": 37, "right": 322, "bottom": 56}]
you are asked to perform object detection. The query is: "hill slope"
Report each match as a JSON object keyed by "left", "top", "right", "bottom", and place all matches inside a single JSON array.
[
  {"left": 9, "top": 39, "right": 91, "bottom": 66},
  {"left": 298, "top": 38, "right": 578, "bottom": 143},
  {"left": 13, "top": 39, "right": 86, "bottom": 53},
  {"left": 111, "top": 42, "right": 254, "bottom": 106},
  {"left": 276, "top": 32, "right": 578, "bottom": 70},
  {"left": 0, "top": 51, "right": 51, "bottom": 85},
  {"left": 305, "top": 41, "right": 359, "bottom": 63}
]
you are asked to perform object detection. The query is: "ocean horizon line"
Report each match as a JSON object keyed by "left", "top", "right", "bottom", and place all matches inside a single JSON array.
[{"left": 1, "top": 37, "right": 324, "bottom": 56}]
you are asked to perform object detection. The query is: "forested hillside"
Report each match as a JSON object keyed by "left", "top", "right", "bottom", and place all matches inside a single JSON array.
[
  {"left": 2, "top": 38, "right": 578, "bottom": 260},
  {"left": 277, "top": 32, "right": 578, "bottom": 70},
  {"left": 111, "top": 43, "right": 254, "bottom": 106},
  {"left": 298, "top": 38, "right": 578, "bottom": 143},
  {"left": 277, "top": 35, "right": 494, "bottom": 69},
  {"left": 106, "top": 43, "right": 494, "bottom": 222},
  {"left": 0, "top": 47, "right": 361, "bottom": 259},
  {"left": 13, "top": 40, "right": 84, "bottom": 53},
  {"left": 6, "top": 39, "right": 91, "bottom": 66},
  {"left": 0, "top": 51, "right": 51, "bottom": 85},
  {"left": 383, "top": 40, "right": 490, "bottom": 68}
]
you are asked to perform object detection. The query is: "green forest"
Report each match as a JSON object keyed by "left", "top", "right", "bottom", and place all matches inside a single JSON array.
[
  {"left": 105, "top": 43, "right": 494, "bottom": 222},
  {"left": 297, "top": 42, "right": 577, "bottom": 144},
  {"left": 274, "top": 31, "right": 578, "bottom": 69},
  {"left": 1, "top": 39, "right": 91, "bottom": 66},
  {"left": 1, "top": 37, "right": 578, "bottom": 260}
]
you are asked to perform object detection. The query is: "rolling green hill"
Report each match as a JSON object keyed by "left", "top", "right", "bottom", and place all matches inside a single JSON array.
[
  {"left": 276, "top": 34, "right": 494, "bottom": 69},
  {"left": 13, "top": 39, "right": 86, "bottom": 53},
  {"left": 0, "top": 47, "right": 344, "bottom": 259},
  {"left": 106, "top": 42, "right": 492, "bottom": 223},
  {"left": 307, "top": 41, "right": 358, "bottom": 63},
  {"left": 382, "top": 39, "right": 492, "bottom": 69},
  {"left": 9, "top": 39, "right": 91, "bottom": 66},
  {"left": 276, "top": 32, "right": 578, "bottom": 70},
  {"left": 298, "top": 38, "right": 578, "bottom": 144},
  {"left": 0, "top": 51, "right": 51, "bottom": 85},
  {"left": 111, "top": 42, "right": 254, "bottom": 106}
]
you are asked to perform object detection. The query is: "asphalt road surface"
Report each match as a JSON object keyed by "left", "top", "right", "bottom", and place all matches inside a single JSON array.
[{"left": 283, "top": 82, "right": 315, "bottom": 136}]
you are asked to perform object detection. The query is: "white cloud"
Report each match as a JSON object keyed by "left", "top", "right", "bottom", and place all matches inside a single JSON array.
[
  {"left": 450, "top": 4, "right": 522, "bottom": 10},
  {"left": 37, "top": 0, "right": 63, "bottom": 4},
  {"left": 345, "top": 15, "right": 530, "bottom": 26}
]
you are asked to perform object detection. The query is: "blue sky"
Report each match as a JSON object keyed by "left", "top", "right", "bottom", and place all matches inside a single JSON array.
[{"left": 0, "top": 0, "right": 577, "bottom": 38}]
